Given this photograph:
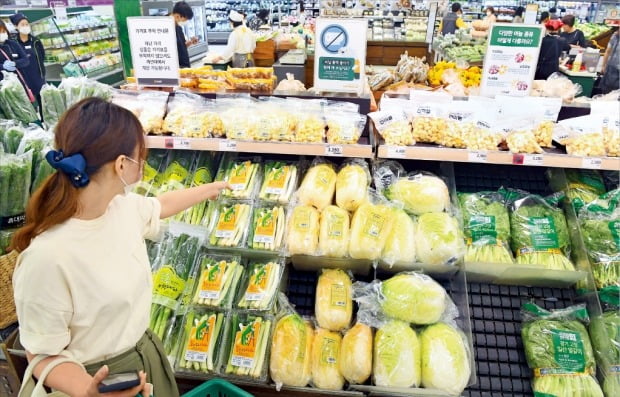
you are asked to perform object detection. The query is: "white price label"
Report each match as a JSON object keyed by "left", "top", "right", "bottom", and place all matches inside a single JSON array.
[
  {"left": 244, "top": 292, "right": 265, "bottom": 302},
  {"left": 231, "top": 355, "right": 254, "bottom": 369},
  {"left": 173, "top": 138, "right": 191, "bottom": 149},
  {"left": 184, "top": 350, "right": 207, "bottom": 363},
  {"left": 215, "top": 230, "right": 235, "bottom": 239},
  {"left": 468, "top": 150, "right": 488, "bottom": 163},
  {"left": 199, "top": 290, "right": 221, "bottom": 300},
  {"left": 253, "top": 235, "right": 275, "bottom": 244},
  {"left": 524, "top": 154, "right": 544, "bottom": 166},
  {"left": 265, "top": 187, "right": 285, "bottom": 195},
  {"left": 325, "top": 145, "right": 344, "bottom": 156},
  {"left": 387, "top": 146, "right": 406, "bottom": 158},
  {"left": 219, "top": 140, "right": 237, "bottom": 152},
  {"left": 581, "top": 157, "right": 602, "bottom": 169}
]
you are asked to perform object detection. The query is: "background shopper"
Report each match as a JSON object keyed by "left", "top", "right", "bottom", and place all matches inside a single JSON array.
[
  {"left": 600, "top": 30, "right": 619, "bottom": 93},
  {"left": 171, "top": 1, "right": 197, "bottom": 68},
  {"left": 10, "top": 13, "right": 45, "bottom": 101},
  {"left": 513, "top": 7, "right": 525, "bottom": 23},
  {"left": 439, "top": 3, "right": 466, "bottom": 36},
  {"left": 12, "top": 98, "right": 229, "bottom": 397},
  {"left": 561, "top": 14, "right": 587, "bottom": 48},
  {"left": 483, "top": 6, "right": 497, "bottom": 25},
  {"left": 536, "top": 20, "right": 570, "bottom": 80}
]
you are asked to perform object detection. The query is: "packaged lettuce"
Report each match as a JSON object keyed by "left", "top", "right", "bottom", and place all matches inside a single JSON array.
[
  {"left": 589, "top": 287, "right": 620, "bottom": 397},
  {"left": 40, "top": 84, "right": 67, "bottom": 126},
  {"left": 548, "top": 169, "right": 607, "bottom": 214},
  {"left": 0, "top": 151, "right": 33, "bottom": 219},
  {"left": 0, "top": 72, "right": 39, "bottom": 123},
  {"left": 458, "top": 191, "right": 514, "bottom": 264},
  {"left": 521, "top": 303, "right": 604, "bottom": 397}
]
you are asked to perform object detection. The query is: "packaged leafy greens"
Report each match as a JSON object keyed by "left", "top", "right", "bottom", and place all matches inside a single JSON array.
[
  {"left": 176, "top": 309, "right": 227, "bottom": 375},
  {"left": 589, "top": 287, "right": 620, "bottom": 397},
  {"left": 521, "top": 303, "right": 604, "bottom": 397},
  {"left": 578, "top": 189, "right": 620, "bottom": 289},
  {"left": 458, "top": 191, "right": 514, "bottom": 264},
  {"left": 548, "top": 169, "right": 607, "bottom": 214},
  {"left": 0, "top": 151, "right": 33, "bottom": 219},
  {"left": 40, "top": 84, "right": 66, "bottom": 126},
  {"left": 0, "top": 72, "right": 39, "bottom": 123},
  {"left": 510, "top": 194, "right": 575, "bottom": 271}
]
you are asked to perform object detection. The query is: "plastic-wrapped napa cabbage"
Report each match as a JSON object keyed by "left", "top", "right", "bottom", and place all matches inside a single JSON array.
[
  {"left": 382, "top": 208, "right": 416, "bottom": 266},
  {"left": 385, "top": 173, "right": 450, "bottom": 215},
  {"left": 349, "top": 202, "right": 394, "bottom": 260},
  {"left": 415, "top": 212, "right": 465, "bottom": 266},
  {"left": 374, "top": 320, "right": 421, "bottom": 387},
  {"left": 318, "top": 205, "right": 350, "bottom": 258},
  {"left": 287, "top": 205, "right": 320, "bottom": 255},
  {"left": 297, "top": 160, "right": 337, "bottom": 210},
  {"left": 270, "top": 313, "right": 313, "bottom": 389},
  {"left": 380, "top": 273, "right": 448, "bottom": 325},
  {"left": 311, "top": 328, "right": 344, "bottom": 390},
  {"left": 315, "top": 269, "right": 353, "bottom": 332},
  {"left": 339, "top": 323, "right": 372, "bottom": 385},
  {"left": 336, "top": 160, "right": 369, "bottom": 212}
]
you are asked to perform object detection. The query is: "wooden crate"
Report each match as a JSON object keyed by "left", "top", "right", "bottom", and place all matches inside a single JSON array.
[{"left": 253, "top": 39, "right": 276, "bottom": 60}]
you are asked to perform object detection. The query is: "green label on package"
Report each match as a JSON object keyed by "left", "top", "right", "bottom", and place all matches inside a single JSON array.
[
  {"left": 551, "top": 329, "right": 586, "bottom": 373},
  {"left": 469, "top": 215, "right": 497, "bottom": 244},
  {"left": 143, "top": 163, "right": 158, "bottom": 182},
  {"left": 534, "top": 393, "right": 557, "bottom": 397},
  {"left": 609, "top": 221, "right": 620, "bottom": 247},
  {"left": 153, "top": 266, "right": 186, "bottom": 301},
  {"left": 528, "top": 217, "right": 559, "bottom": 250},
  {"left": 192, "top": 167, "right": 212, "bottom": 186},
  {"left": 164, "top": 162, "right": 189, "bottom": 183}
]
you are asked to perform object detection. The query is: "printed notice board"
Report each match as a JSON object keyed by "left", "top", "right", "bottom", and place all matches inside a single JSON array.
[
  {"left": 481, "top": 24, "right": 544, "bottom": 98},
  {"left": 127, "top": 17, "right": 179, "bottom": 87},
  {"left": 314, "top": 18, "right": 368, "bottom": 93}
]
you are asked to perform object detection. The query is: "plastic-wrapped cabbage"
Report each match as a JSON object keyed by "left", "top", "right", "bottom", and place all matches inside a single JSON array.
[
  {"left": 381, "top": 273, "right": 448, "bottom": 325},
  {"left": 287, "top": 206, "right": 320, "bottom": 256},
  {"left": 458, "top": 192, "right": 514, "bottom": 264},
  {"left": 374, "top": 320, "right": 421, "bottom": 387},
  {"left": 339, "top": 323, "right": 372, "bottom": 385},
  {"left": 349, "top": 201, "right": 394, "bottom": 260},
  {"left": 318, "top": 205, "right": 350, "bottom": 258},
  {"left": 297, "top": 160, "right": 337, "bottom": 210},
  {"left": 315, "top": 269, "right": 352, "bottom": 332},
  {"left": 382, "top": 208, "right": 416, "bottom": 267},
  {"left": 420, "top": 322, "right": 471, "bottom": 395},
  {"left": 385, "top": 173, "right": 450, "bottom": 215},
  {"left": 311, "top": 328, "right": 344, "bottom": 390},
  {"left": 415, "top": 212, "right": 465, "bottom": 265},
  {"left": 336, "top": 160, "right": 369, "bottom": 212}
]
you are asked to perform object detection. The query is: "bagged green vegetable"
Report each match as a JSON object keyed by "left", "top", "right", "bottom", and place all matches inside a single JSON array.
[
  {"left": 0, "top": 72, "right": 39, "bottom": 123},
  {"left": 16, "top": 126, "right": 54, "bottom": 185},
  {"left": 1, "top": 124, "right": 25, "bottom": 154},
  {"left": 236, "top": 260, "right": 283, "bottom": 311},
  {"left": 459, "top": 191, "right": 514, "bottom": 264},
  {"left": 521, "top": 302, "right": 604, "bottom": 397},
  {"left": 158, "top": 151, "right": 196, "bottom": 195},
  {"left": 215, "top": 154, "right": 262, "bottom": 200},
  {"left": 175, "top": 152, "right": 218, "bottom": 224},
  {"left": 0, "top": 228, "right": 16, "bottom": 255},
  {"left": 191, "top": 255, "right": 243, "bottom": 309},
  {"left": 176, "top": 309, "right": 227, "bottom": 375},
  {"left": 589, "top": 287, "right": 620, "bottom": 396},
  {"left": 548, "top": 169, "right": 607, "bottom": 214},
  {"left": 135, "top": 149, "right": 169, "bottom": 197},
  {"left": 510, "top": 194, "right": 575, "bottom": 270},
  {"left": 223, "top": 312, "right": 272, "bottom": 380},
  {"left": 40, "top": 84, "right": 67, "bottom": 126},
  {"left": 59, "top": 76, "right": 112, "bottom": 108},
  {"left": 0, "top": 150, "right": 33, "bottom": 219},
  {"left": 578, "top": 190, "right": 620, "bottom": 289}
]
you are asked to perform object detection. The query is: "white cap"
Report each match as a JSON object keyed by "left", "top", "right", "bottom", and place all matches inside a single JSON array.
[{"left": 229, "top": 10, "right": 243, "bottom": 22}]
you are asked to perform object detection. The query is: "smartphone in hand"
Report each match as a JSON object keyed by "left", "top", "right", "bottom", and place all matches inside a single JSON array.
[{"left": 97, "top": 371, "right": 141, "bottom": 393}]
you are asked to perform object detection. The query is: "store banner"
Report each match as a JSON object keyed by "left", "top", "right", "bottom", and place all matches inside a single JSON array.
[
  {"left": 314, "top": 18, "right": 367, "bottom": 93},
  {"left": 480, "top": 24, "right": 543, "bottom": 98},
  {"left": 127, "top": 16, "right": 179, "bottom": 87}
]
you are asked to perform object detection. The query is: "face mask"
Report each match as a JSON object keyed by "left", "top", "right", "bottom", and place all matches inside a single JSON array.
[
  {"left": 18, "top": 26, "right": 31, "bottom": 35},
  {"left": 119, "top": 156, "right": 142, "bottom": 195},
  {"left": 487, "top": 12, "right": 492, "bottom": 16},
  {"left": 179, "top": 20, "right": 188, "bottom": 26},
  {"left": 0, "top": 33, "right": 7, "bottom": 43}
]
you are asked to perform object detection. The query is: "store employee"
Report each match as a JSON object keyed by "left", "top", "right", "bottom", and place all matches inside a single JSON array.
[
  {"left": 439, "top": 3, "right": 466, "bottom": 36},
  {"left": 10, "top": 13, "right": 45, "bottom": 100},
  {"left": 172, "top": 1, "right": 198, "bottom": 68},
  {"left": 213, "top": 11, "right": 256, "bottom": 68}
]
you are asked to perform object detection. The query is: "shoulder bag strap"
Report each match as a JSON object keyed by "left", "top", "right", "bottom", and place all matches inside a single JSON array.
[
  {"left": 18, "top": 355, "right": 84, "bottom": 397},
  {"left": 0, "top": 46, "right": 36, "bottom": 101}
]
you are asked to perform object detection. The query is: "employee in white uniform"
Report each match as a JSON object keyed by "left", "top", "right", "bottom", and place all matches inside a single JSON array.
[{"left": 213, "top": 10, "right": 256, "bottom": 68}]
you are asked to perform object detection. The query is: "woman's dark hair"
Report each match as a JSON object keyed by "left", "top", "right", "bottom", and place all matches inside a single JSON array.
[
  {"left": 486, "top": 6, "right": 495, "bottom": 14},
  {"left": 540, "top": 11, "right": 550, "bottom": 22},
  {"left": 299, "top": 2, "right": 305, "bottom": 12},
  {"left": 562, "top": 14, "right": 576, "bottom": 27},
  {"left": 451, "top": 3, "right": 461, "bottom": 13},
  {"left": 173, "top": 1, "right": 194, "bottom": 20},
  {"left": 230, "top": 19, "right": 243, "bottom": 28},
  {"left": 515, "top": 7, "right": 525, "bottom": 17},
  {"left": 550, "top": 7, "right": 557, "bottom": 13},
  {"left": 258, "top": 9, "right": 270, "bottom": 20},
  {"left": 11, "top": 98, "right": 146, "bottom": 252}
]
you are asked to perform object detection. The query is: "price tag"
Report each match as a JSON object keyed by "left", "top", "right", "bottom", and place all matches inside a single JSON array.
[
  {"left": 581, "top": 157, "right": 602, "bottom": 169},
  {"left": 387, "top": 146, "right": 407, "bottom": 158},
  {"left": 468, "top": 150, "right": 488, "bottom": 163},
  {"left": 219, "top": 140, "right": 237, "bottom": 152},
  {"left": 513, "top": 153, "right": 544, "bottom": 166},
  {"left": 173, "top": 138, "right": 191, "bottom": 149},
  {"left": 325, "top": 145, "right": 344, "bottom": 156}
]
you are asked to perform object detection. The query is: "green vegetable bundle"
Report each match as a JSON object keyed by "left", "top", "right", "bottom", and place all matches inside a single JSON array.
[
  {"left": 237, "top": 261, "right": 282, "bottom": 311},
  {"left": 0, "top": 124, "right": 25, "bottom": 154},
  {"left": 176, "top": 310, "right": 226, "bottom": 374},
  {"left": 215, "top": 155, "right": 262, "bottom": 200},
  {"left": 176, "top": 152, "right": 218, "bottom": 225},
  {"left": 135, "top": 150, "right": 168, "bottom": 197},
  {"left": 521, "top": 303, "right": 604, "bottom": 397},
  {"left": 510, "top": 194, "right": 575, "bottom": 271},
  {"left": 0, "top": 228, "right": 16, "bottom": 255},
  {"left": 458, "top": 191, "right": 514, "bottom": 264},
  {"left": 16, "top": 126, "right": 53, "bottom": 185},
  {"left": 150, "top": 233, "right": 200, "bottom": 340},
  {"left": 565, "top": 170, "right": 607, "bottom": 214},
  {"left": 258, "top": 161, "right": 298, "bottom": 204},
  {"left": 158, "top": 151, "right": 195, "bottom": 195},
  {"left": 59, "top": 76, "right": 112, "bottom": 108},
  {"left": 0, "top": 151, "right": 33, "bottom": 218},
  {"left": 578, "top": 190, "right": 620, "bottom": 289},
  {"left": 191, "top": 256, "right": 243, "bottom": 308},
  {"left": 589, "top": 288, "right": 620, "bottom": 396},
  {"left": 40, "top": 84, "right": 66, "bottom": 126},
  {"left": 0, "top": 73, "right": 39, "bottom": 123},
  {"left": 224, "top": 312, "right": 272, "bottom": 380},
  {"left": 208, "top": 202, "right": 252, "bottom": 248},
  {"left": 249, "top": 205, "right": 286, "bottom": 252}
]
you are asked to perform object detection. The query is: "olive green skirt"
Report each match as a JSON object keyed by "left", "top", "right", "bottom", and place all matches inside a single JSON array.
[{"left": 84, "top": 329, "right": 179, "bottom": 397}]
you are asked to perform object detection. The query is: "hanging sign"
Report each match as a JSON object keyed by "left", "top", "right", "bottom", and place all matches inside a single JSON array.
[
  {"left": 524, "top": 4, "right": 538, "bottom": 24},
  {"left": 314, "top": 18, "right": 368, "bottom": 93},
  {"left": 481, "top": 24, "right": 544, "bottom": 98},
  {"left": 127, "top": 17, "right": 179, "bottom": 87}
]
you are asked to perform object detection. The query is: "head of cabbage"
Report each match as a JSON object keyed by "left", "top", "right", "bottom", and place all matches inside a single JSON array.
[
  {"left": 415, "top": 212, "right": 464, "bottom": 266},
  {"left": 374, "top": 320, "right": 421, "bottom": 388},
  {"left": 380, "top": 273, "right": 448, "bottom": 325},
  {"left": 385, "top": 174, "right": 450, "bottom": 215}
]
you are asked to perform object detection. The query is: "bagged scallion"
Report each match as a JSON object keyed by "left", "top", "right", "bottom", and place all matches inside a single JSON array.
[{"left": 224, "top": 312, "right": 272, "bottom": 380}]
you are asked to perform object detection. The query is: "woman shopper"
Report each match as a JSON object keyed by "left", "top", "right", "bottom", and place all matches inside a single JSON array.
[
  {"left": 11, "top": 98, "right": 229, "bottom": 397},
  {"left": 0, "top": 19, "right": 30, "bottom": 84},
  {"left": 536, "top": 20, "right": 570, "bottom": 80},
  {"left": 513, "top": 7, "right": 525, "bottom": 23},
  {"left": 483, "top": 6, "right": 497, "bottom": 25},
  {"left": 560, "top": 14, "right": 587, "bottom": 48},
  {"left": 10, "top": 13, "right": 45, "bottom": 100},
  {"left": 600, "top": 29, "right": 619, "bottom": 94}
]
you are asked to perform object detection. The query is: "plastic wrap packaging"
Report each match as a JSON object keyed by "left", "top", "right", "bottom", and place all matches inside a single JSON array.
[
  {"left": 510, "top": 193, "right": 575, "bottom": 270},
  {"left": 566, "top": 132, "right": 607, "bottom": 157},
  {"left": 0, "top": 72, "right": 39, "bottom": 123},
  {"left": 236, "top": 260, "right": 283, "bottom": 311},
  {"left": 348, "top": 191, "right": 394, "bottom": 260},
  {"left": 311, "top": 328, "right": 344, "bottom": 390},
  {"left": 175, "top": 152, "right": 219, "bottom": 225},
  {"left": 368, "top": 70, "right": 394, "bottom": 91},
  {"left": 318, "top": 205, "right": 350, "bottom": 258},
  {"left": 111, "top": 89, "right": 169, "bottom": 134},
  {"left": 521, "top": 303, "right": 604, "bottom": 397},
  {"left": 40, "top": 84, "right": 66, "bottom": 126},
  {"left": 296, "top": 158, "right": 337, "bottom": 211},
  {"left": 557, "top": 115, "right": 607, "bottom": 157},
  {"left": 248, "top": 204, "right": 286, "bottom": 252},
  {"left": 253, "top": 97, "right": 295, "bottom": 142},
  {"left": 325, "top": 111, "right": 366, "bottom": 144},
  {"left": 589, "top": 288, "right": 620, "bottom": 396},
  {"left": 374, "top": 320, "right": 421, "bottom": 388},
  {"left": 505, "top": 124, "right": 544, "bottom": 154},
  {"left": 287, "top": 205, "right": 320, "bottom": 256},
  {"left": 578, "top": 190, "right": 620, "bottom": 289},
  {"left": 440, "top": 101, "right": 479, "bottom": 149},
  {"left": 603, "top": 116, "right": 620, "bottom": 157},
  {"left": 0, "top": 123, "right": 24, "bottom": 154},
  {"left": 408, "top": 101, "right": 447, "bottom": 144},
  {"left": 176, "top": 309, "right": 227, "bottom": 375},
  {"left": 258, "top": 160, "right": 298, "bottom": 204},
  {"left": 315, "top": 269, "right": 353, "bottom": 331},
  {"left": 291, "top": 99, "right": 326, "bottom": 143},
  {"left": 228, "top": 67, "right": 274, "bottom": 79},
  {"left": 274, "top": 73, "right": 306, "bottom": 92},
  {"left": 223, "top": 312, "right": 273, "bottom": 381},
  {"left": 15, "top": 125, "right": 53, "bottom": 184},
  {"left": 0, "top": 150, "right": 33, "bottom": 218},
  {"left": 420, "top": 322, "right": 472, "bottom": 395},
  {"left": 368, "top": 108, "right": 414, "bottom": 146},
  {"left": 191, "top": 255, "right": 243, "bottom": 309},
  {"left": 339, "top": 322, "right": 372, "bottom": 385},
  {"left": 547, "top": 168, "right": 606, "bottom": 214},
  {"left": 497, "top": 96, "right": 557, "bottom": 148},
  {"left": 336, "top": 159, "right": 370, "bottom": 212},
  {"left": 381, "top": 208, "right": 416, "bottom": 267},
  {"left": 459, "top": 191, "right": 514, "bottom": 264},
  {"left": 135, "top": 149, "right": 169, "bottom": 197},
  {"left": 270, "top": 294, "right": 313, "bottom": 390},
  {"left": 0, "top": 228, "right": 16, "bottom": 255},
  {"left": 208, "top": 201, "right": 252, "bottom": 248},
  {"left": 218, "top": 97, "right": 258, "bottom": 140},
  {"left": 532, "top": 72, "right": 583, "bottom": 101},
  {"left": 215, "top": 155, "right": 262, "bottom": 200},
  {"left": 165, "top": 93, "right": 223, "bottom": 138},
  {"left": 157, "top": 151, "right": 195, "bottom": 194}
]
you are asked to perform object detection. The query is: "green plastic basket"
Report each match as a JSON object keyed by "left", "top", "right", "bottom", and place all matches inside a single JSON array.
[{"left": 181, "top": 379, "right": 253, "bottom": 397}]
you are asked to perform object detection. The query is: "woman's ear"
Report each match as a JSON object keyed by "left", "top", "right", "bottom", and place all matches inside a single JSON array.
[{"left": 114, "top": 155, "right": 125, "bottom": 176}]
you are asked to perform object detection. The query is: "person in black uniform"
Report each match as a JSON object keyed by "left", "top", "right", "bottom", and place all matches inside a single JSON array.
[
  {"left": 10, "top": 13, "right": 45, "bottom": 101},
  {"left": 0, "top": 19, "right": 30, "bottom": 86},
  {"left": 536, "top": 20, "right": 570, "bottom": 80},
  {"left": 560, "top": 14, "right": 587, "bottom": 48},
  {"left": 171, "top": 1, "right": 197, "bottom": 68}
]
